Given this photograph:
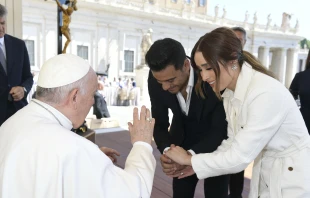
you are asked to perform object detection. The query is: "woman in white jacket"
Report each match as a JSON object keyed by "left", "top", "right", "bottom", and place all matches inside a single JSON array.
[{"left": 165, "top": 27, "right": 310, "bottom": 198}]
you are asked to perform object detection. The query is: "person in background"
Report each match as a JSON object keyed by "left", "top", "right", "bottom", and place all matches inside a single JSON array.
[
  {"left": 131, "top": 77, "right": 136, "bottom": 88},
  {"left": 93, "top": 81, "right": 110, "bottom": 119},
  {"left": 118, "top": 77, "right": 124, "bottom": 88},
  {"left": 0, "top": 54, "right": 156, "bottom": 197},
  {"left": 165, "top": 27, "right": 310, "bottom": 198},
  {"left": 232, "top": 26, "right": 247, "bottom": 48},
  {"left": 146, "top": 38, "right": 229, "bottom": 198},
  {"left": 112, "top": 77, "right": 118, "bottom": 87},
  {"left": 0, "top": 4, "right": 33, "bottom": 126},
  {"left": 289, "top": 48, "right": 310, "bottom": 132}
]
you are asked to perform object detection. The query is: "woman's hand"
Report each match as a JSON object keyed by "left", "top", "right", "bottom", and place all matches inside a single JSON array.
[{"left": 165, "top": 144, "right": 192, "bottom": 166}]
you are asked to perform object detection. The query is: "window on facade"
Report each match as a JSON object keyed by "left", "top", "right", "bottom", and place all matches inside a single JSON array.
[
  {"left": 199, "top": 0, "right": 206, "bottom": 6},
  {"left": 24, "top": 40, "right": 35, "bottom": 66},
  {"left": 149, "top": 0, "right": 155, "bottom": 4},
  {"left": 124, "top": 50, "right": 134, "bottom": 72},
  {"left": 171, "top": 0, "right": 177, "bottom": 2},
  {"left": 185, "top": 0, "right": 190, "bottom": 3},
  {"left": 77, "top": 45, "right": 88, "bottom": 60}
]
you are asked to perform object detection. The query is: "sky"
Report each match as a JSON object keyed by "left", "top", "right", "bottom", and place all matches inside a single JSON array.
[{"left": 207, "top": 0, "right": 309, "bottom": 39}]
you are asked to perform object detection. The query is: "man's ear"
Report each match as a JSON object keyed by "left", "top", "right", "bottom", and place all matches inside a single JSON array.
[
  {"left": 184, "top": 59, "right": 190, "bottom": 71},
  {"left": 68, "top": 88, "right": 79, "bottom": 110}
]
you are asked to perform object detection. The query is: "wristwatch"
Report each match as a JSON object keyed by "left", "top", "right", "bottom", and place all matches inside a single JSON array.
[{"left": 23, "top": 87, "right": 27, "bottom": 93}]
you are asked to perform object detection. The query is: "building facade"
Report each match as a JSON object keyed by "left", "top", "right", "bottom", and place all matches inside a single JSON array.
[{"left": 22, "top": 0, "right": 305, "bottom": 90}]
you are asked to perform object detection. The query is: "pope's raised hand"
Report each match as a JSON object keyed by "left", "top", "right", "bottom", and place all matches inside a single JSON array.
[{"left": 128, "top": 106, "right": 155, "bottom": 145}]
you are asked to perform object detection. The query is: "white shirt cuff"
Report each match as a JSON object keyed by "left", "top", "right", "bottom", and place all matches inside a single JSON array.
[
  {"left": 163, "top": 147, "right": 170, "bottom": 154},
  {"left": 133, "top": 141, "right": 153, "bottom": 152},
  {"left": 187, "top": 149, "right": 196, "bottom": 155}
]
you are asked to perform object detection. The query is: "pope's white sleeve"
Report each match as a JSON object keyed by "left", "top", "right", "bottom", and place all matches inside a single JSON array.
[{"left": 62, "top": 141, "right": 156, "bottom": 198}]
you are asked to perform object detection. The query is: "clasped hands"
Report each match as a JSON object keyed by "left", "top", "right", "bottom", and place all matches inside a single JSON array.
[{"left": 161, "top": 144, "right": 195, "bottom": 179}]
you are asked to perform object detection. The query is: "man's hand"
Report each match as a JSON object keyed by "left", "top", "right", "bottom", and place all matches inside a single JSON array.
[
  {"left": 161, "top": 154, "right": 187, "bottom": 176},
  {"left": 169, "top": 165, "right": 195, "bottom": 179},
  {"left": 128, "top": 106, "right": 155, "bottom": 145},
  {"left": 160, "top": 154, "right": 175, "bottom": 174},
  {"left": 9, "top": 86, "right": 25, "bottom": 101},
  {"left": 100, "top": 147, "right": 120, "bottom": 163}
]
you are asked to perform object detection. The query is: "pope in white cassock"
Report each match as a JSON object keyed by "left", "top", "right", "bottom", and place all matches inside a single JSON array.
[{"left": 0, "top": 54, "right": 156, "bottom": 198}]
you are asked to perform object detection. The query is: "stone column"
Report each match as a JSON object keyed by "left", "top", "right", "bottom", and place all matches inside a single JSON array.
[
  {"left": 1, "top": 0, "right": 22, "bottom": 38},
  {"left": 285, "top": 48, "right": 299, "bottom": 88},
  {"left": 251, "top": 45, "right": 259, "bottom": 58},
  {"left": 107, "top": 26, "right": 120, "bottom": 79},
  {"left": 118, "top": 30, "right": 124, "bottom": 74},
  {"left": 270, "top": 48, "right": 287, "bottom": 83},
  {"left": 41, "top": 18, "right": 46, "bottom": 67},
  {"left": 94, "top": 24, "right": 99, "bottom": 72},
  {"left": 258, "top": 46, "right": 270, "bottom": 69}
]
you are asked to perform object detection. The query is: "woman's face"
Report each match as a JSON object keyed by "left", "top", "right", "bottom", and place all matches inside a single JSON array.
[{"left": 194, "top": 52, "right": 235, "bottom": 92}]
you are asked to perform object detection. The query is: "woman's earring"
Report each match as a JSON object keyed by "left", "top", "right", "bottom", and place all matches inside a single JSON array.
[{"left": 231, "top": 65, "right": 238, "bottom": 70}]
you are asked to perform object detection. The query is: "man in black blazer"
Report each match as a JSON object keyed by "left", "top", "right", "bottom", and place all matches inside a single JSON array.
[
  {"left": 0, "top": 4, "right": 33, "bottom": 126},
  {"left": 289, "top": 49, "right": 310, "bottom": 132},
  {"left": 93, "top": 81, "right": 110, "bottom": 119},
  {"left": 146, "top": 38, "right": 228, "bottom": 197}
]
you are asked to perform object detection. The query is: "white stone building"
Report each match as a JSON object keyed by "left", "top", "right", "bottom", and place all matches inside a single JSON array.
[{"left": 4, "top": 0, "right": 307, "bottom": 93}]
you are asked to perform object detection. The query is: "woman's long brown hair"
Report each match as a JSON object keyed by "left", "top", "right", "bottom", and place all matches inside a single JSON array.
[{"left": 191, "top": 27, "right": 274, "bottom": 99}]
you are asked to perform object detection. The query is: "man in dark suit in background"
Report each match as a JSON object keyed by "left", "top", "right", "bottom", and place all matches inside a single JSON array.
[
  {"left": 146, "top": 38, "right": 229, "bottom": 198},
  {"left": 232, "top": 27, "right": 246, "bottom": 48},
  {"left": 93, "top": 81, "right": 110, "bottom": 119},
  {"left": 0, "top": 4, "right": 33, "bottom": 126}
]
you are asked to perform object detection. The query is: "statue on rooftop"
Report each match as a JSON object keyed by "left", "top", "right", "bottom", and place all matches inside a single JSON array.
[
  {"left": 140, "top": 28, "right": 153, "bottom": 66},
  {"left": 190, "top": 0, "right": 196, "bottom": 13},
  {"left": 214, "top": 4, "right": 219, "bottom": 18},
  {"left": 266, "top": 14, "right": 272, "bottom": 29},
  {"left": 281, "top": 12, "right": 291, "bottom": 31},
  {"left": 253, "top": 12, "right": 257, "bottom": 24},
  {"left": 294, "top": 19, "right": 299, "bottom": 33},
  {"left": 222, "top": 7, "right": 227, "bottom": 19},
  {"left": 244, "top": 10, "right": 249, "bottom": 23}
]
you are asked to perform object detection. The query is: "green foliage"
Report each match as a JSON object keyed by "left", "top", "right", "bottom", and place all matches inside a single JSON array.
[{"left": 300, "top": 38, "right": 310, "bottom": 49}]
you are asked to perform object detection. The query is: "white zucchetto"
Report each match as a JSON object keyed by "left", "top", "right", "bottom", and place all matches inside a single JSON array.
[{"left": 37, "top": 54, "right": 90, "bottom": 88}]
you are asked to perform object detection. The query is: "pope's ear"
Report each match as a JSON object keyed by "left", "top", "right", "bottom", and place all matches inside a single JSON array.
[{"left": 68, "top": 88, "right": 79, "bottom": 109}]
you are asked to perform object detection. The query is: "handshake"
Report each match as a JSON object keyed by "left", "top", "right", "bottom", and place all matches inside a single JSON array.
[{"left": 161, "top": 145, "right": 195, "bottom": 179}]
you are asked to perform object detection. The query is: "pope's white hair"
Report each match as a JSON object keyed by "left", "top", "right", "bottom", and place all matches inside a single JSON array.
[{"left": 36, "top": 68, "right": 94, "bottom": 104}]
